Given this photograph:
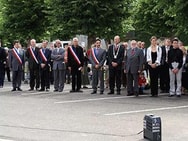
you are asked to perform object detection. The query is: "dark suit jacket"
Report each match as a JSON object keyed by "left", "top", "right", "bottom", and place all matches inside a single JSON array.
[
  {"left": 67, "top": 45, "right": 84, "bottom": 69},
  {"left": 161, "top": 45, "right": 173, "bottom": 65},
  {"left": 38, "top": 48, "right": 51, "bottom": 70},
  {"left": 108, "top": 44, "right": 125, "bottom": 70},
  {"left": 25, "top": 47, "right": 40, "bottom": 69},
  {"left": 0, "top": 47, "right": 6, "bottom": 71}
]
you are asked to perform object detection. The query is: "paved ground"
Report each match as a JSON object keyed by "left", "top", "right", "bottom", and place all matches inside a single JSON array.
[{"left": 0, "top": 81, "right": 188, "bottom": 141}]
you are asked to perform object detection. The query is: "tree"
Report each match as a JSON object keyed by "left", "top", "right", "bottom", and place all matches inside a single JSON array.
[
  {"left": 48, "top": 0, "right": 130, "bottom": 46},
  {"left": 132, "top": 0, "right": 188, "bottom": 44},
  {"left": 2, "top": 0, "right": 49, "bottom": 45}
]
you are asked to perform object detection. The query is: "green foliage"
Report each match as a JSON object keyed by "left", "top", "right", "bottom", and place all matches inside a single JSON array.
[
  {"left": 2, "top": 0, "right": 49, "bottom": 45},
  {"left": 1, "top": 0, "right": 188, "bottom": 45},
  {"left": 132, "top": 0, "right": 188, "bottom": 44},
  {"left": 48, "top": 0, "right": 130, "bottom": 41}
]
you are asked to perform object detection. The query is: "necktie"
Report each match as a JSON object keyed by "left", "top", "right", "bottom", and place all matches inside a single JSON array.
[
  {"left": 43, "top": 49, "right": 45, "bottom": 54},
  {"left": 131, "top": 49, "right": 135, "bottom": 55},
  {"left": 95, "top": 48, "right": 98, "bottom": 55}
]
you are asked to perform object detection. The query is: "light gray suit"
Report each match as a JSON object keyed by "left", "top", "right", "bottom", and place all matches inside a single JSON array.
[
  {"left": 125, "top": 47, "right": 144, "bottom": 94},
  {"left": 9, "top": 48, "right": 24, "bottom": 89},
  {"left": 89, "top": 47, "right": 106, "bottom": 93},
  {"left": 51, "top": 47, "right": 66, "bottom": 92}
]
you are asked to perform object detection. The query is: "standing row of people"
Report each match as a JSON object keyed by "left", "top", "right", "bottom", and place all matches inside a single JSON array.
[{"left": 1, "top": 36, "right": 187, "bottom": 98}]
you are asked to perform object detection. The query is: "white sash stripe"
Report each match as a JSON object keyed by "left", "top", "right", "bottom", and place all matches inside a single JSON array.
[
  {"left": 91, "top": 48, "right": 99, "bottom": 64},
  {"left": 12, "top": 48, "right": 22, "bottom": 64},
  {"left": 39, "top": 49, "right": 47, "bottom": 62},
  {"left": 69, "top": 47, "right": 81, "bottom": 65},
  {"left": 29, "top": 47, "right": 39, "bottom": 64}
]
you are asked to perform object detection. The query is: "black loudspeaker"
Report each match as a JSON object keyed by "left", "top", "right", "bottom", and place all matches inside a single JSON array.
[{"left": 143, "top": 114, "right": 162, "bottom": 141}]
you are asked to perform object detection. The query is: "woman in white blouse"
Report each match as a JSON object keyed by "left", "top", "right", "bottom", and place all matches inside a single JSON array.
[{"left": 147, "top": 36, "right": 162, "bottom": 97}]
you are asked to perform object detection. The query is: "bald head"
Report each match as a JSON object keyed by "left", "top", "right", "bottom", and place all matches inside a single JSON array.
[
  {"left": 131, "top": 40, "right": 137, "bottom": 48},
  {"left": 73, "top": 37, "right": 79, "bottom": 47},
  {"left": 114, "top": 35, "right": 120, "bottom": 45},
  {"left": 30, "top": 39, "right": 36, "bottom": 47}
]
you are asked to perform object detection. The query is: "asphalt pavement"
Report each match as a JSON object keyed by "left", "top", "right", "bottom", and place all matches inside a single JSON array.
[{"left": 0, "top": 81, "right": 188, "bottom": 141}]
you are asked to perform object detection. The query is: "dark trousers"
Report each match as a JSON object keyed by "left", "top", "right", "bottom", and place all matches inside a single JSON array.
[
  {"left": 66, "top": 68, "right": 71, "bottom": 84},
  {"left": 29, "top": 68, "right": 40, "bottom": 89},
  {"left": 5, "top": 67, "right": 11, "bottom": 81},
  {"left": 12, "top": 70, "right": 22, "bottom": 89},
  {"left": 109, "top": 68, "right": 121, "bottom": 92},
  {"left": 71, "top": 68, "right": 81, "bottom": 91},
  {"left": 40, "top": 68, "right": 50, "bottom": 90},
  {"left": 149, "top": 66, "right": 159, "bottom": 96},
  {"left": 0, "top": 70, "right": 5, "bottom": 87},
  {"left": 121, "top": 69, "right": 127, "bottom": 88},
  {"left": 160, "top": 63, "right": 170, "bottom": 92}
]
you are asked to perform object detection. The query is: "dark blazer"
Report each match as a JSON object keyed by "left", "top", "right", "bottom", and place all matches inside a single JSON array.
[
  {"left": 25, "top": 47, "right": 40, "bottom": 69},
  {"left": 9, "top": 48, "right": 24, "bottom": 71},
  {"left": 0, "top": 47, "right": 6, "bottom": 71},
  {"left": 38, "top": 48, "right": 51, "bottom": 70},
  {"left": 108, "top": 44, "right": 125, "bottom": 70},
  {"left": 67, "top": 45, "right": 84, "bottom": 69},
  {"left": 168, "top": 47, "right": 183, "bottom": 70},
  {"left": 161, "top": 45, "right": 173, "bottom": 65}
]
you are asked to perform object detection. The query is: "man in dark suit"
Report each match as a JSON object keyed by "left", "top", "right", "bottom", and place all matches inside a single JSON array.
[
  {"left": 25, "top": 39, "right": 40, "bottom": 91},
  {"left": 125, "top": 40, "right": 144, "bottom": 96},
  {"left": 9, "top": 40, "right": 24, "bottom": 91},
  {"left": 89, "top": 38, "right": 106, "bottom": 94},
  {"left": 38, "top": 40, "right": 51, "bottom": 92},
  {"left": 107, "top": 35, "right": 125, "bottom": 95},
  {"left": 0, "top": 41, "right": 6, "bottom": 88},
  {"left": 160, "top": 38, "right": 172, "bottom": 93},
  {"left": 68, "top": 37, "right": 84, "bottom": 92},
  {"left": 51, "top": 40, "right": 66, "bottom": 92}
]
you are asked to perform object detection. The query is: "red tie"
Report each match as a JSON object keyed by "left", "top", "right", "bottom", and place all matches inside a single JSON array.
[{"left": 131, "top": 49, "right": 134, "bottom": 55}]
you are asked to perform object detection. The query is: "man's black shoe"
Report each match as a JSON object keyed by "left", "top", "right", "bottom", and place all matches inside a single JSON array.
[
  {"left": 91, "top": 91, "right": 97, "bottom": 94},
  {"left": 54, "top": 89, "right": 58, "bottom": 92},
  {"left": 17, "top": 88, "right": 22, "bottom": 91},
  {"left": 39, "top": 89, "right": 45, "bottom": 92},
  {"left": 70, "top": 90, "right": 76, "bottom": 93},
  {"left": 11, "top": 88, "right": 16, "bottom": 91},
  {"left": 76, "top": 90, "right": 83, "bottom": 93},
  {"left": 127, "top": 93, "right": 134, "bottom": 96},
  {"left": 28, "top": 88, "right": 34, "bottom": 91},
  {"left": 135, "top": 92, "right": 139, "bottom": 97},
  {"left": 177, "top": 95, "right": 181, "bottom": 98},
  {"left": 108, "top": 91, "right": 114, "bottom": 95},
  {"left": 59, "top": 90, "right": 63, "bottom": 92}
]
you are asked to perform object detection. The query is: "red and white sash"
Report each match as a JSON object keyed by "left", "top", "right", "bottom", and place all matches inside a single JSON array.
[
  {"left": 39, "top": 49, "right": 47, "bottom": 62},
  {"left": 12, "top": 48, "right": 22, "bottom": 65},
  {"left": 91, "top": 48, "right": 99, "bottom": 64},
  {"left": 69, "top": 46, "right": 81, "bottom": 65},
  {"left": 29, "top": 47, "right": 39, "bottom": 64}
]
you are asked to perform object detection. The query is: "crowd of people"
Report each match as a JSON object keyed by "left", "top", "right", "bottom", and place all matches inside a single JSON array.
[{"left": 0, "top": 35, "right": 188, "bottom": 97}]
